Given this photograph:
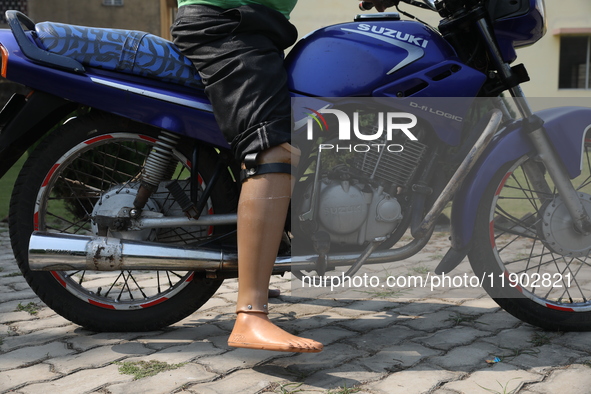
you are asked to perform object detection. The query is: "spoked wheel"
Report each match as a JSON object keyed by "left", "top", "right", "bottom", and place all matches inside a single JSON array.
[
  {"left": 469, "top": 148, "right": 591, "bottom": 331},
  {"left": 9, "top": 112, "right": 237, "bottom": 331}
]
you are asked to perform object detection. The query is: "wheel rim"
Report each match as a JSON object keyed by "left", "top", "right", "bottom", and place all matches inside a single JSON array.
[
  {"left": 490, "top": 152, "right": 591, "bottom": 312},
  {"left": 35, "top": 132, "right": 213, "bottom": 310}
]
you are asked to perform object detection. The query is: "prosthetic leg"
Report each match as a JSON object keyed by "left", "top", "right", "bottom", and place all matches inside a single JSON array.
[{"left": 228, "top": 143, "right": 323, "bottom": 353}]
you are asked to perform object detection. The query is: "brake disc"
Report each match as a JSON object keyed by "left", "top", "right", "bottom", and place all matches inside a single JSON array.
[{"left": 540, "top": 193, "right": 591, "bottom": 258}]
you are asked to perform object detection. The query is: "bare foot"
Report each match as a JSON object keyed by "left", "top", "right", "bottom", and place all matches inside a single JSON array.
[{"left": 228, "top": 312, "right": 323, "bottom": 353}]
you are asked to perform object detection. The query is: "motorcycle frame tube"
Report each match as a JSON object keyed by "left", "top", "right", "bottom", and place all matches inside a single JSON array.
[
  {"left": 450, "top": 106, "right": 591, "bottom": 251},
  {"left": 130, "top": 213, "right": 237, "bottom": 230},
  {"left": 412, "top": 109, "right": 503, "bottom": 238},
  {"left": 28, "top": 228, "right": 433, "bottom": 275}
]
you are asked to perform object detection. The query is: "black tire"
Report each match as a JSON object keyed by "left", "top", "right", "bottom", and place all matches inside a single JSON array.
[
  {"left": 469, "top": 152, "right": 591, "bottom": 331},
  {"left": 9, "top": 112, "right": 237, "bottom": 332}
]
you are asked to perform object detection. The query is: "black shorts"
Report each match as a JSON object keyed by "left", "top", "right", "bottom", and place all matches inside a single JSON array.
[{"left": 171, "top": 4, "right": 298, "bottom": 162}]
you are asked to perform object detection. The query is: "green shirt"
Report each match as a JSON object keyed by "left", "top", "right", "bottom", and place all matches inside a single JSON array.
[{"left": 177, "top": 0, "right": 298, "bottom": 19}]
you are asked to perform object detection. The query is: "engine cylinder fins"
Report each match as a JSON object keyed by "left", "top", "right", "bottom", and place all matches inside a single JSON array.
[{"left": 353, "top": 140, "right": 428, "bottom": 187}]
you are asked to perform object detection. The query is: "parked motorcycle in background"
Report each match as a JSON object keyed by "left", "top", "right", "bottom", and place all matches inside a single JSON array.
[{"left": 1, "top": 0, "right": 591, "bottom": 333}]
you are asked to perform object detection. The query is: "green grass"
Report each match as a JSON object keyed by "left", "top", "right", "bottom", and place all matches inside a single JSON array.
[
  {"left": 15, "top": 302, "right": 40, "bottom": 315},
  {"left": 0, "top": 153, "right": 27, "bottom": 220},
  {"left": 115, "top": 360, "right": 185, "bottom": 380}
]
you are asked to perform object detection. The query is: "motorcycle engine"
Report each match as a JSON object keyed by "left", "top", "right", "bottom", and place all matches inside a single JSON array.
[{"left": 297, "top": 139, "right": 428, "bottom": 246}]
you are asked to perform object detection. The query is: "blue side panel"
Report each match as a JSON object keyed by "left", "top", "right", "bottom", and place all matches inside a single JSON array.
[
  {"left": 373, "top": 62, "right": 487, "bottom": 146},
  {"left": 373, "top": 61, "right": 486, "bottom": 99},
  {"left": 451, "top": 106, "right": 591, "bottom": 250}
]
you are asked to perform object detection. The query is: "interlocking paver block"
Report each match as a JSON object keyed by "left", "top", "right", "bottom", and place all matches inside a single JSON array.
[
  {"left": 442, "top": 363, "right": 543, "bottom": 393},
  {"left": 0, "top": 341, "right": 75, "bottom": 371},
  {"left": 0, "top": 363, "right": 59, "bottom": 392},
  {"left": 187, "top": 367, "right": 288, "bottom": 394},
  {"left": 346, "top": 325, "right": 419, "bottom": 351},
  {"left": 18, "top": 364, "right": 133, "bottom": 394},
  {"left": 49, "top": 342, "right": 154, "bottom": 374},
  {"left": 106, "top": 363, "right": 217, "bottom": 394},
  {"left": 359, "top": 343, "right": 442, "bottom": 372},
  {"left": 414, "top": 326, "right": 490, "bottom": 350},
  {"left": 367, "top": 364, "right": 461, "bottom": 394}
]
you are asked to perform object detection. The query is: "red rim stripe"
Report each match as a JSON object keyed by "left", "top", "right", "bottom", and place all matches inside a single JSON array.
[
  {"left": 50, "top": 271, "right": 67, "bottom": 287},
  {"left": 546, "top": 303, "right": 575, "bottom": 312},
  {"left": 88, "top": 299, "right": 117, "bottom": 309},
  {"left": 41, "top": 164, "right": 60, "bottom": 187},
  {"left": 495, "top": 172, "right": 512, "bottom": 196},
  {"left": 140, "top": 297, "right": 169, "bottom": 308},
  {"left": 84, "top": 135, "right": 113, "bottom": 145}
]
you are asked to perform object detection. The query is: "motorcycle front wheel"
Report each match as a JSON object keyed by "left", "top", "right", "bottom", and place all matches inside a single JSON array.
[
  {"left": 470, "top": 151, "right": 591, "bottom": 331},
  {"left": 9, "top": 112, "right": 237, "bottom": 332}
]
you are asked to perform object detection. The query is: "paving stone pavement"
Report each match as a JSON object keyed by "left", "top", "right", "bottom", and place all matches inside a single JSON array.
[{"left": 1, "top": 222, "right": 591, "bottom": 394}]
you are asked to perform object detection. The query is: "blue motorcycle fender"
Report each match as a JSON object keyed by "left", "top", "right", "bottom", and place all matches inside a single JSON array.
[{"left": 450, "top": 106, "right": 591, "bottom": 252}]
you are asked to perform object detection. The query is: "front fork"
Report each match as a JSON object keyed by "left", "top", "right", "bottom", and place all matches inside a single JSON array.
[
  {"left": 475, "top": 15, "right": 591, "bottom": 235},
  {"left": 525, "top": 122, "right": 591, "bottom": 234},
  {"left": 511, "top": 87, "right": 591, "bottom": 235}
]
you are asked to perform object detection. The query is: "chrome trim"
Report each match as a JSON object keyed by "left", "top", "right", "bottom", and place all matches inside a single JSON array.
[{"left": 90, "top": 77, "right": 213, "bottom": 112}]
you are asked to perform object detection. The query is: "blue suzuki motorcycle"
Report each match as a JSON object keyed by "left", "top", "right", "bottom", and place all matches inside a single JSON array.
[{"left": 1, "top": 0, "right": 591, "bottom": 332}]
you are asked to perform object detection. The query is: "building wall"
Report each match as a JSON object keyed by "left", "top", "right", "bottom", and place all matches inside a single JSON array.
[
  {"left": 27, "top": 0, "right": 163, "bottom": 36},
  {"left": 517, "top": 1, "right": 591, "bottom": 97}
]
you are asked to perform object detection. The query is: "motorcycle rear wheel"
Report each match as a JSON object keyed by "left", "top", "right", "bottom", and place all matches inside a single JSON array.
[
  {"left": 469, "top": 152, "right": 591, "bottom": 331},
  {"left": 9, "top": 112, "right": 237, "bottom": 332}
]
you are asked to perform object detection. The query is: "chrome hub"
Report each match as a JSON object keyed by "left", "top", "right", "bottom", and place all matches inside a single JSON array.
[{"left": 540, "top": 193, "right": 591, "bottom": 257}]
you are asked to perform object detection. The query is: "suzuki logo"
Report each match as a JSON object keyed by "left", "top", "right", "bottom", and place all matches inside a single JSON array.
[{"left": 341, "top": 24, "right": 426, "bottom": 75}]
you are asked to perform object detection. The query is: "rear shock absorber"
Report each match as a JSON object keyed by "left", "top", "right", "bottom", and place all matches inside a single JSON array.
[{"left": 131, "top": 131, "right": 181, "bottom": 217}]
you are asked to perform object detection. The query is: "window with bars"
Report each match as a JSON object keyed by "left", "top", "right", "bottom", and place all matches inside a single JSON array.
[
  {"left": 103, "top": 0, "right": 124, "bottom": 6},
  {"left": 559, "top": 36, "right": 591, "bottom": 89},
  {"left": 0, "top": 0, "right": 28, "bottom": 24}
]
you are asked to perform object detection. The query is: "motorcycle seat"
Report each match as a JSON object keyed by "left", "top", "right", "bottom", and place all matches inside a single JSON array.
[{"left": 34, "top": 22, "right": 204, "bottom": 90}]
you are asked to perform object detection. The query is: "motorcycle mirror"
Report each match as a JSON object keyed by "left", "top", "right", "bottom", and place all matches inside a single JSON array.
[{"left": 420, "top": 0, "right": 437, "bottom": 10}]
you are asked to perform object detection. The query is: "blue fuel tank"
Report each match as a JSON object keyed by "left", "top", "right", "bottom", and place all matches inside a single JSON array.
[{"left": 285, "top": 18, "right": 487, "bottom": 98}]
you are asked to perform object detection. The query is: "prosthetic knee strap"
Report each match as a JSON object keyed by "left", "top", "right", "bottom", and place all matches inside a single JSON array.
[{"left": 239, "top": 143, "right": 299, "bottom": 182}]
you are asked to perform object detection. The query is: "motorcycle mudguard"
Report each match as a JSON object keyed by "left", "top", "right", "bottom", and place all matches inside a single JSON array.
[
  {"left": 0, "top": 91, "right": 77, "bottom": 178},
  {"left": 450, "top": 106, "right": 591, "bottom": 252}
]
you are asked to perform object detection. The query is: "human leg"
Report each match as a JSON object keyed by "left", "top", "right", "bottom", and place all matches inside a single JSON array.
[
  {"left": 228, "top": 143, "right": 322, "bottom": 352},
  {"left": 172, "top": 5, "right": 321, "bottom": 352}
]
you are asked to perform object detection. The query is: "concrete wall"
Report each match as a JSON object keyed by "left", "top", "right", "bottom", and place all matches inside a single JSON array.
[
  {"left": 517, "top": 1, "right": 591, "bottom": 97},
  {"left": 27, "top": 0, "right": 162, "bottom": 35}
]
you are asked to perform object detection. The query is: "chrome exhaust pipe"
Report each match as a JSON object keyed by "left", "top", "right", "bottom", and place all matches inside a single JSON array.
[
  {"left": 29, "top": 230, "right": 431, "bottom": 273},
  {"left": 28, "top": 232, "right": 240, "bottom": 272}
]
